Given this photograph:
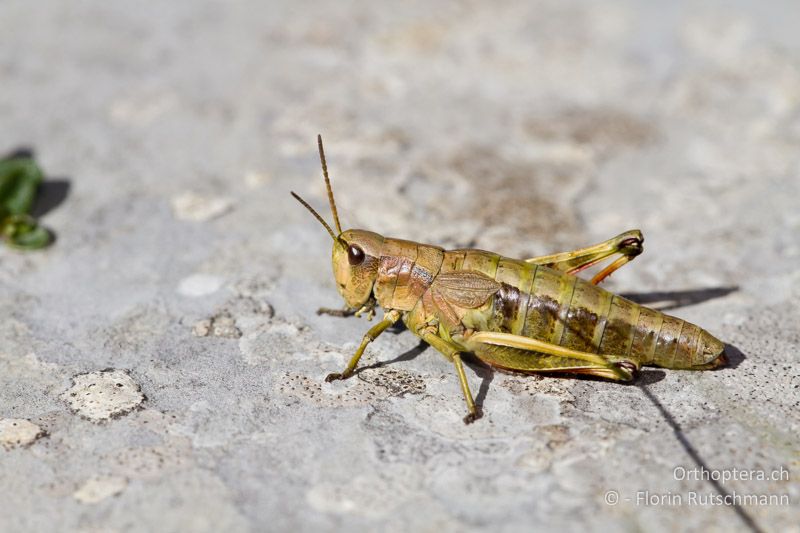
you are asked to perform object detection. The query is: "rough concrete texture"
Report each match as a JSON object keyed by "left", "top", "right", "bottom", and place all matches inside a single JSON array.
[{"left": 1, "top": 1, "right": 798, "bottom": 532}]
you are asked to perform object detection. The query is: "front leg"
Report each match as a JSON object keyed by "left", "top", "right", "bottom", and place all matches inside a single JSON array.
[
  {"left": 325, "top": 309, "right": 401, "bottom": 382},
  {"left": 317, "top": 297, "right": 377, "bottom": 320},
  {"left": 317, "top": 306, "right": 356, "bottom": 318}
]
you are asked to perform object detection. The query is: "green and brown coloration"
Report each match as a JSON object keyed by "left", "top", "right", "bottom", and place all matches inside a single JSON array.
[{"left": 293, "top": 136, "right": 727, "bottom": 423}]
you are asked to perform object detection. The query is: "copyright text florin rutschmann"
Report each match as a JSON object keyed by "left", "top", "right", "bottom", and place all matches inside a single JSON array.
[{"left": 603, "top": 466, "right": 792, "bottom": 507}]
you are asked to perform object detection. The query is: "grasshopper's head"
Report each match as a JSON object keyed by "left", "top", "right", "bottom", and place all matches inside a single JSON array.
[
  {"left": 331, "top": 229, "right": 384, "bottom": 307},
  {"left": 291, "top": 135, "right": 385, "bottom": 309}
]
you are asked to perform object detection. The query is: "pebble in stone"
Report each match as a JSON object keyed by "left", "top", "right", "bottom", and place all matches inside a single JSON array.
[
  {"left": 192, "top": 319, "right": 213, "bottom": 337},
  {"left": 177, "top": 274, "right": 224, "bottom": 297},
  {"left": 63, "top": 370, "right": 145, "bottom": 422},
  {"left": 192, "top": 313, "right": 242, "bottom": 339},
  {"left": 0, "top": 419, "right": 45, "bottom": 449},
  {"left": 171, "top": 192, "right": 233, "bottom": 222},
  {"left": 244, "top": 170, "right": 271, "bottom": 189},
  {"left": 73, "top": 475, "right": 128, "bottom": 504}
]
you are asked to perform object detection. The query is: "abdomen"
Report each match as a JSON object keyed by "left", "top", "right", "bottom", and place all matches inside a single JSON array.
[{"left": 443, "top": 250, "right": 725, "bottom": 369}]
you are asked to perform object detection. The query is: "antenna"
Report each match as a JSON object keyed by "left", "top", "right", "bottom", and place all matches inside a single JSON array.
[
  {"left": 317, "top": 134, "right": 342, "bottom": 234},
  {"left": 290, "top": 191, "right": 337, "bottom": 241}
]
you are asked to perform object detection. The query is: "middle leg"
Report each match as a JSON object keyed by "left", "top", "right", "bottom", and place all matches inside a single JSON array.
[{"left": 420, "top": 331, "right": 482, "bottom": 424}]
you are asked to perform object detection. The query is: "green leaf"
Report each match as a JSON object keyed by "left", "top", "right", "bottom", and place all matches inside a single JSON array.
[
  {"left": 0, "top": 157, "right": 44, "bottom": 217},
  {"left": 2, "top": 214, "right": 52, "bottom": 250},
  {"left": 0, "top": 156, "right": 52, "bottom": 250}
]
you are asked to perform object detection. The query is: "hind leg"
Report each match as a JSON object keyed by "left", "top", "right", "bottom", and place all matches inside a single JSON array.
[
  {"left": 525, "top": 229, "right": 643, "bottom": 284},
  {"left": 466, "top": 331, "right": 639, "bottom": 381}
]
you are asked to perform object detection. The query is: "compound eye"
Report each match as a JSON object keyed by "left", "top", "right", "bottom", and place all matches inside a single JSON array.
[{"left": 347, "top": 244, "right": 365, "bottom": 266}]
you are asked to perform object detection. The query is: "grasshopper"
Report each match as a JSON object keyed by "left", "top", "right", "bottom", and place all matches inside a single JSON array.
[{"left": 292, "top": 136, "right": 727, "bottom": 423}]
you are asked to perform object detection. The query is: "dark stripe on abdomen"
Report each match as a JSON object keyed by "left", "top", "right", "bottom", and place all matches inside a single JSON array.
[
  {"left": 522, "top": 266, "right": 576, "bottom": 344},
  {"left": 493, "top": 259, "right": 537, "bottom": 335},
  {"left": 496, "top": 282, "right": 523, "bottom": 333},
  {"left": 560, "top": 279, "right": 613, "bottom": 353},
  {"left": 597, "top": 295, "right": 640, "bottom": 357}
]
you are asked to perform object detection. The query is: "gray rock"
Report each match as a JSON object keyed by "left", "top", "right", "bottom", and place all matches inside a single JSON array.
[{"left": 1, "top": 1, "right": 797, "bottom": 532}]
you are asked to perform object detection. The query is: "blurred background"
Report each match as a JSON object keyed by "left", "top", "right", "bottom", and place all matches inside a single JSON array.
[{"left": 1, "top": 1, "right": 798, "bottom": 532}]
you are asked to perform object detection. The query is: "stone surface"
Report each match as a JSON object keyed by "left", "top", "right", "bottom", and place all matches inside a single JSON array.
[
  {"left": 0, "top": 419, "right": 45, "bottom": 450},
  {"left": 74, "top": 475, "right": 129, "bottom": 504},
  {"left": 0, "top": 1, "right": 798, "bottom": 532},
  {"left": 63, "top": 370, "right": 146, "bottom": 422},
  {"left": 171, "top": 192, "right": 234, "bottom": 222}
]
